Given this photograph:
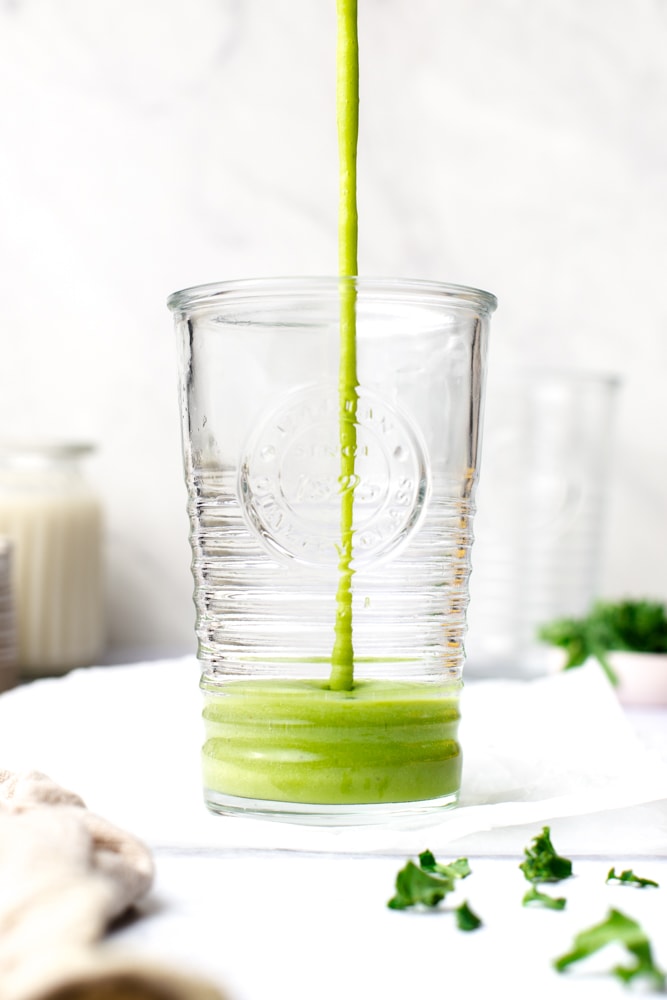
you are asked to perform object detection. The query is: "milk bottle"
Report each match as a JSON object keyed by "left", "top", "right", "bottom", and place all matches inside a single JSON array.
[{"left": 0, "top": 443, "right": 105, "bottom": 677}]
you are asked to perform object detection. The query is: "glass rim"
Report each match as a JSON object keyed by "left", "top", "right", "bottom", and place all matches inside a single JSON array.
[{"left": 166, "top": 275, "right": 498, "bottom": 316}]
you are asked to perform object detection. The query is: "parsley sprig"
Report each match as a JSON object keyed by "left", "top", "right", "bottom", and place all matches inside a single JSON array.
[
  {"left": 418, "top": 850, "right": 471, "bottom": 880},
  {"left": 387, "top": 850, "right": 481, "bottom": 930},
  {"left": 519, "top": 826, "right": 573, "bottom": 908},
  {"left": 554, "top": 908, "right": 666, "bottom": 990},
  {"left": 455, "top": 900, "right": 482, "bottom": 931},
  {"left": 522, "top": 884, "right": 567, "bottom": 910},
  {"left": 607, "top": 867, "right": 660, "bottom": 889},
  {"left": 520, "top": 826, "right": 573, "bottom": 883},
  {"left": 538, "top": 598, "right": 667, "bottom": 684},
  {"left": 388, "top": 828, "right": 663, "bottom": 990}
]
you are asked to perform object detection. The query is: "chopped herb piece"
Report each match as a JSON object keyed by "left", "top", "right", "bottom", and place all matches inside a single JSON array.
[
  {"left": 520, "top": 826, "right": 573, "bottom": 883},
  {"left": 418, "top": 850, "right": 471, "bottom": 880},
  {"left": 388, "top": 851, "right": 472, "bottom": 910},
  {"left": 387, "top": 860, "right": 455, "bottom": 910},
  {"left": 606, "top": 867, "right": 659, "bottom": 888},
  {"left": 455, "top": 900, "right": 482, "bottom": 931},
  {"left": 554, "top": 908, "right": 665, "bottom": 990},
  {"left": 522, "top": 884, "right": 566, "bottom": 910}
]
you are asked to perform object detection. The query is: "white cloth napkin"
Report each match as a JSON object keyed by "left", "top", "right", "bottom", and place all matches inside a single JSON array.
[
  {"left": 0, "top": 769, "right": 226, "bottom": 1000},
  {"left": 0, "top": 657, "right": 665, "bottom": 855}
]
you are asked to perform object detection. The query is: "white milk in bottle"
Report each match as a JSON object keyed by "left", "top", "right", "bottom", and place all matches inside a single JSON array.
[
  {"left": 0, "top": 443, "right": 105, "bottom": 677},
  {"left": 0, "top": 537, "right": 17, "bottom": 691}
]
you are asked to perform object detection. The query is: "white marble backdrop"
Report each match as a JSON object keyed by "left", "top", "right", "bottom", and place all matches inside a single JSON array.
[{"left": 0, "top": 0, "right": 665, "bottom": 659}]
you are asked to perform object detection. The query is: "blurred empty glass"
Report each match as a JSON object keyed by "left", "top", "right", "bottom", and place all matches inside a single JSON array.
[{"left": 466, "top": 368, "right": 619, "bottom": 679}]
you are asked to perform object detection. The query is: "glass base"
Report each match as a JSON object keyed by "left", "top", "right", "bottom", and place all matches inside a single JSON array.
[{"left": 203, "top": 787, "right": 460, "bottom": 826}]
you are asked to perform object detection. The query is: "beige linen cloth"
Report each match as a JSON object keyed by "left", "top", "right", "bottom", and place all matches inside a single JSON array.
[{"left": 0, "top": 770, "right": 225, "bottom": 1000}]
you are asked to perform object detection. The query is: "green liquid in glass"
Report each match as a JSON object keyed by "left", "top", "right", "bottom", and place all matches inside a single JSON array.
[
  {"left": 203, "top": 679, "right": 462, "bottom": 805},
  {"left": 202, "top": 1, "right": 462, "bottom": 812},
  {"left": 329, "top": 0, "right": 359, "bottom": 692}
]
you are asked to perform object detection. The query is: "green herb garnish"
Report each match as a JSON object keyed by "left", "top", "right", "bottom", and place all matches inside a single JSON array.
[
  {"left": 522, "top": 884, "right": 567, "bottom": 910},
  {"left": 554, "top": 908, "right": 666, "bottom": 989},
  {"left": 455, "top": 900, "right": 482, "bottom": 931},
  {"left": 607, "top": 867, "right": 660, "bottom": 888},
  {"left": 418, "top": 850, "right": 471, "bottom": 880},
  {"left": 388, "top": 861, "right": 454, "bottom": 910},
  {"left": 538, "top": 598, "right": 667, "bottom": 685},
  {"left": 519, "top": 826, "right": 573, "bottom": 884},
  {"left": 388, "top": 851, "right": 471, "bottom": 911}
]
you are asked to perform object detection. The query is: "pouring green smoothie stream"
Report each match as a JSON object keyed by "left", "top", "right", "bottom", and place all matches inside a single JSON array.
[{"left": 201, "top": 0, "right": 464, "bottom": 811}]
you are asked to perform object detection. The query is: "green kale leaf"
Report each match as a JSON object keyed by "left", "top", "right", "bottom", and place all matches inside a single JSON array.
[
  {"left": 522, "top": 884, "right": 567, "bottom": 910},
  {"left": 554, "top": 908, "right": 665, "bottom": 990},
  {"left": 455, "top": 900, "right": 482, "bottom": 931},
  {"left": 388, "top": 852, "right": 473, "bottom": 916},
  {"left": 606, "top": 867, "right": 660, "bottom": 888},
  {"left": 519, "top": 826, "right": 573, "bottom": 884}
]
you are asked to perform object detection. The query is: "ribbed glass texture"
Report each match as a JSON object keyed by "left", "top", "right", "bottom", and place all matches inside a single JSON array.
[
  {"left": 170, "top": 277, "right": 495, "bottom": 688},
  {"left": 466, "top": 370, "right": 619, "bottom": 679}
]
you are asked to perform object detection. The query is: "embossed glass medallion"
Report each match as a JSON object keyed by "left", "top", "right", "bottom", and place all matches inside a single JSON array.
[{"left": 239, "top": 384, "right": 429, "bottom": 568}]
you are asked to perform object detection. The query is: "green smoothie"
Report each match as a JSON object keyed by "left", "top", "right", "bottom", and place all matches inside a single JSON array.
[
  {"left": 203, "top": 678, "right": 462, "bottom": 806},
  {"left": 201, "top": 0, "right": 463, "bottom": 813},
  {"left": 329, "top": 0, "right": 360, "bottom": 692}
]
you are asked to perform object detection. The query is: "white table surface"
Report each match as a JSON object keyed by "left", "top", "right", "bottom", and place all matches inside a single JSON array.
[
  {"left": 108, "top": 706, "right": 667, "bottom": 1000},
  {"left": 2, "top": 663, "right": 666, "bottom": 999}
]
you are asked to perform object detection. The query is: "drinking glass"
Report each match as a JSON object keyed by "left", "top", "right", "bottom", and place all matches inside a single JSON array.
[
  {"left": 168, "top": 277, "right": 497, "bottom": 823},
  {"left": 466, "top": 368, "right": 619, "bottom": 679}
]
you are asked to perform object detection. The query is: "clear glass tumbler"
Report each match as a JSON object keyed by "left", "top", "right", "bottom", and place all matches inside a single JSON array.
[
  {"left": 465, "top": 368, "right": 619, "bottom": 679},
  {"left": 168, "top": 277, "right": 497, "bottom": 823}
]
